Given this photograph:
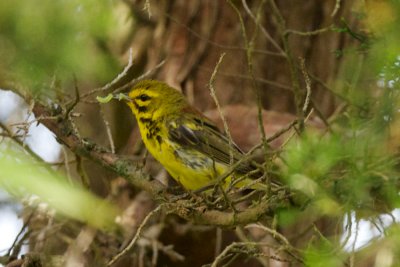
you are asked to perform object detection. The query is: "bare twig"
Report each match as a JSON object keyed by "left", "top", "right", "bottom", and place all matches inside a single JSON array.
[
  {"left": 349, "top": 219, "right": 359, "bottom": 267},
  {"left": 246, "top": 224, "right": 303, "bottom": 263},
  {"left": 82, "top": 50, "right": 165, "bottom": 99},
  {"left": 228, "top": 0, "right": 276, "bottom": 195},
  {"left": 62, "top": 147, "right": 72, "bottom": 184},
  {"left": 113, "top": 60, "right": 166, "bottom": 94},
  {"left": 198, "top": 67, "right": 293, "bottom": 91},
  {"left": 6, "top": 211, "right": 35, "bottom": 259},
  {"left": 266, "top": 120, "right": 298, "bottom": 143},
  {"left": 99, "top": 105, "right": 115, "bottom": 154},
  {"left": 242, "top": 0, "right": 285, "bottom": 55},
  {"left": 65, "top": 76, "right": 80, "bottom": 118},
  {"left": 166, "top": 14, "right": 284, "bottom": 57},
  {"left": 0, "top": 122, "right": 43, "bottom": 163},
  {"left": 82, "top": 48, "right": 135, "bottom": 98},
  {"left": 331, "top": 0, "right": 341, "bottom": 17},
  {"left": 211, "top": 242, "right": 255, "bottom": 267},
  {"left": 149, "top": 240, "right": 185, "bottom": 262},
  {"left": 76, "top": 155, "right": 90, "bottom": 188},
  {"left": 268, "top": 0, "right": 304, "bottom": 130},
  {"left": 215, "top": 228, "right": 223, "bottom": 258},
  {"left": 208, "top": 53, "right": 234, "bottom": 165},
  {"left": 235, "top": 227, "right": 269, "bottom": 267},
  {"left": 299, "top": 57, "right": 312, "bottom": 114},
  {"left": 108, "top": 204, "right": 163, "bottom": 266},
  {"left": 143, "top": 0, "right": 152, "bottom": 18},
  {"left": 211, "top": 239, "right": 295, "bottom": 267},
  {"left": 285, "top": 26, "right": 332, "bottom": 37},
  {"left": 64, "top": 227, "right": 97, "bottom": 267},
  {"left": 340, "top": 212, "right": 353, "bottom": 250},
  {"left": 175, "top": 1, "right": 219, "bottom": 84}
]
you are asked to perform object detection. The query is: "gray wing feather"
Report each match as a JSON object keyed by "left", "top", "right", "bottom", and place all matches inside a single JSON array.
[{"left": 168, "top": 119, "right": 256, "bottom": 174}]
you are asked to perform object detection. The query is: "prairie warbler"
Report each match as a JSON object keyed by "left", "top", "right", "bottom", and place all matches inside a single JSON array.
[{"left": 124, "top": 80, "right": 267, "bottom": 191}]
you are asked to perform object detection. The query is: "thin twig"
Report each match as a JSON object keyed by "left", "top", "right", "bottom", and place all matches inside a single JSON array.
[
  {"left": 197, "top": 143, "right": 264, "bottom": 193},
  {"left": 166, "top": 13, "right": 284, "bottom": 57},
  {"left": 228, "top": 0, "right": 270, "bottom": 192},
  {"left": 82, "top": 48, "right": 135, "bottom": 98},
  {"left": 198, "top": 67, "right": 293, "bottom": 91},
  {"left": 235, "top": 227, "right": 270, "bottom": 267},
  {"left": 340, "top": 212, "right": 353, "bottom": 250},
  {"left": 83, "top": 51, "right": 165, "bottom": 98},
  {"left": 76, "top": 155, "right": 90, "bottom": 188},
  {"left": 0, "top": 122, "right": 43, "bottom": 163},
  {"left": 65, "top": 76, "right": 81, "bottom": 118},
  {"left": 6, "top": 211, "right": 35, "bottom": 257},
  {"left": 208, "top": 53, "right": 234, "bottom": 165},
  {"left": 210, "top": 242, "right": 253, "bottom": 267},
  {"left": 176, "top": 1, "right": 219, "bottom": 84},
  {"left": 62, "top": 146, "right": 72, "bottom": 184},
  {"left": 268, "top": 0, "right": 304, "bottom": 130},
  {"left": 246, "top": 223, "right": 304, "bottom": 263},
  {"left": 349, "top": 219, "right": 359, "bottom": 267},
  {"left": 143, "top": 0, "right": 152, "bottom": 18},
  {"left": 99, "top": 105, "right": 115, "bottom": 154},
  {"left": 211, "top": 240, "right": 293, "bottom": 267},
  {"left": 242, "top": 0, "right": 285, "bottom": 55},
  {"left": 150, "top": 240, "right": 185, "bottom": 262},
  {"left": 266, "top": 120, "right": 298, "bottom": 143},
  {"left": 215, "top": 228, "right": 223, "bottom": 258},
  {"left": 113, "top": 60, "right": 166, "bottom": 94},
  {"left": 107, "top": 205, "right": 163, "bottom": 266},
  {"left": 285, "top": 26, "right": 332, "bottom": 37},
  {"left": 299, "top": 57, "right": 312, "bottom": 115},
  {"left": 331, "top": 0, "right": 341, "bottom": 17}
]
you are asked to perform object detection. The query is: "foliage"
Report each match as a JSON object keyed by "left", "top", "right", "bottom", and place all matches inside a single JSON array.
[
  {"left": 1, "top": 0, "right": 400, "bottom": 266},
  {"left": 0, "top": 0, "right": 118, "bottom": 90}
]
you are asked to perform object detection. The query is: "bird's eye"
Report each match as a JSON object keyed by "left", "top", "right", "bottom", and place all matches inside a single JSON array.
[{"left": 138, "top": 94, "right": 151, "bottom": 101}]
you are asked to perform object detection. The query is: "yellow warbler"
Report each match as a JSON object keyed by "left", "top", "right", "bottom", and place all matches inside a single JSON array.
[{"left": 123, "top": 80, "right": 267, "bottom": 191}]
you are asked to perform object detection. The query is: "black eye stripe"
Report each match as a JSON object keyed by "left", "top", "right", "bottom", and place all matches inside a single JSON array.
[{"left": 137, "top": 94, "right": 151, "bottom": 101}]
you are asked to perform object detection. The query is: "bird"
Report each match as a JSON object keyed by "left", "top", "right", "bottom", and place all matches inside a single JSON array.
[{"left": 122, "top": 79, "right": 268, "bottom": 191}]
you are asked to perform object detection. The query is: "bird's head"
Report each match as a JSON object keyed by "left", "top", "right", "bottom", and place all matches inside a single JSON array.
[{"left": 125, "top": 80, "right": 186, "bottom": 119}]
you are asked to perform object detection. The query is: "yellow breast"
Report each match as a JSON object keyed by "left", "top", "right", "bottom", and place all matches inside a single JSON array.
[{"left": 137, "top": 119, "right": 228, "bottom": 190}]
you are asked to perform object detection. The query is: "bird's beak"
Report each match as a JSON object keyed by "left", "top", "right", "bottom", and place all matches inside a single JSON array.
[{"left": 113, "top": 93, "right": 131, "bottom": 102}]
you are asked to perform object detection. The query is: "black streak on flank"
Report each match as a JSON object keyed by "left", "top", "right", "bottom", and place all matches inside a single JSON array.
[
  {"left": 146, "top": 123, "right": 160, "bottom": 140},
  {"left": 139, "top": 117, "right": 153, "bottom": 124}
]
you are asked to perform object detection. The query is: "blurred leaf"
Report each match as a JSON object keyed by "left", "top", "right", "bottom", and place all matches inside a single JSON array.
[
  {"left": 0, "top": 0, "right": 118, "bottom": 90},
  {"left": 276, "top": 208, "right": 301, "bottom": 226},
  {"left": 361, "top": 1, "right": 400, "bottom": 73},
  {"left": 304, "top": 241, "right": 346, "bottom": 267},
  {"left": 282, "top": 127, "right": 400, "bottom": 214},
  {"left": 0, "top": 149, "right": 119, "bottom": 229},
  {"left": 283, "top": 133, "right": 344, "bottom": 183},
  {"left": 365, "top": 1, "right": 397, "bottom": 34}
]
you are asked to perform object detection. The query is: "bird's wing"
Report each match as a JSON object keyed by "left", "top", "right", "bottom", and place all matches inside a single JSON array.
[{"left": 167, "top": 107, "right": 256, "bottom": 174}]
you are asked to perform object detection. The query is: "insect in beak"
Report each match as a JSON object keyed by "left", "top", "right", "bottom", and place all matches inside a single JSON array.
[{"left": 96, "top": 93, "right": 131, "bottom": 104}]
